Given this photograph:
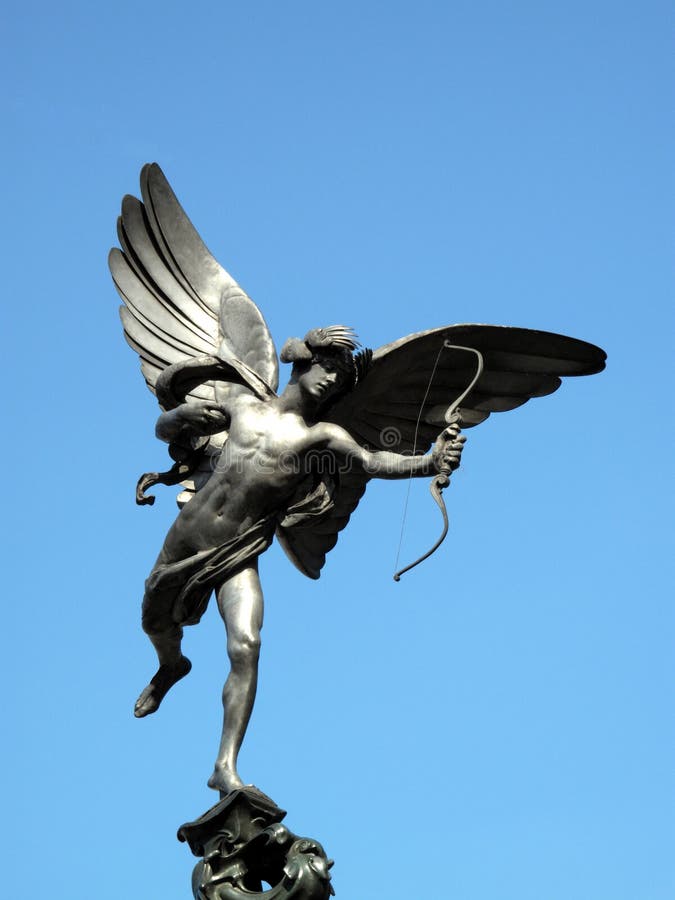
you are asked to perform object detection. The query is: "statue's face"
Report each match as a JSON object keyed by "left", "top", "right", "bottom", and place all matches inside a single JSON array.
[{"left": 295, "top": 353, "right": 351, "bottom": 406}]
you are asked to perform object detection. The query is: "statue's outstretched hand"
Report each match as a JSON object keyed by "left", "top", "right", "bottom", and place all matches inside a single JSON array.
[{"left": 432, "top": 423, "right": 466, "bottom": 475}]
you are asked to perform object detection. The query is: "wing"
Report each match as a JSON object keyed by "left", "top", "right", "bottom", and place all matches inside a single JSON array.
[
  {"left": 110, "top": 162, "right": 278, "bottom": 406},
  {"left": 276, "top": 470, "right": 369, "bottom": 580},
  {"left": 329, "top": 324, "right": 606, "bottom": 451},
  {"left": 109, "top": 163, "right": 279, "bottom": 502},
  {"left": 278, "top": 324, "right": 606, "bottom": 578}
]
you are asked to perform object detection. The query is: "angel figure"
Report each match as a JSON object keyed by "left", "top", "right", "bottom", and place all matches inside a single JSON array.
[{"left": 109, "top": 164, "right": 605, "bottom": 795}]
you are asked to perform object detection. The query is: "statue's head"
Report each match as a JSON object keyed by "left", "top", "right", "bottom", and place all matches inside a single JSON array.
[{"left": 281, "top": 326, "right": 371, "bottom": 410}]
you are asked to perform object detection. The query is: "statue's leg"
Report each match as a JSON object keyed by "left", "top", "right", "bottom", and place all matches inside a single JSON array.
[
  {"left": 133, "top": 576, "right": 192, "bottom": 718},
  {"left": 208, "top": 562, "right": 263, "bottom": 794}
]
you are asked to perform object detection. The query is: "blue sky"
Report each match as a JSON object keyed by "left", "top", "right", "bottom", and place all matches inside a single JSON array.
[{"left": 3, "top": 2, "right": 673, "bottom": 898}]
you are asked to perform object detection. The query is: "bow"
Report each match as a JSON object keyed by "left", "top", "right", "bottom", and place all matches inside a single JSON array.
[{"left": 393, "top": 341, "right": 484, "bottom": 581}]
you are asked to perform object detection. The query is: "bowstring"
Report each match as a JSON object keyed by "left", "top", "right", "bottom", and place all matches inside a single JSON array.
[{"left": 393, "top": 341, "right": 447, "bottom": 577}]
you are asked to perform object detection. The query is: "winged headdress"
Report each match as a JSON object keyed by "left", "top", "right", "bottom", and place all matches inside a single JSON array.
[{"left": 110, "top": 164, "right": 606, "bottom": 580}]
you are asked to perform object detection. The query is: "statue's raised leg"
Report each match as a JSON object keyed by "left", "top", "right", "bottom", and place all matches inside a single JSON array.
[{"left": 134, "top": 618, "right": 192, "bottom": 716}]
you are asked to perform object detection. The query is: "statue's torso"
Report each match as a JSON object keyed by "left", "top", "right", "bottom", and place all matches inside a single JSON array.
[{"left": 162, "top": 401, "right": 323, "bottom": 559}]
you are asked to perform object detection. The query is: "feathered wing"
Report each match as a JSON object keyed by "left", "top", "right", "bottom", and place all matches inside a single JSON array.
[
  {"left": 276, "top": 469, "right": 370, "bottom": 580},
  {"left": 278, "top": 324, "right": 606, "bottom": 579},
  {"left": 109, "top": 163, "right": 278, "bottom": 501}
]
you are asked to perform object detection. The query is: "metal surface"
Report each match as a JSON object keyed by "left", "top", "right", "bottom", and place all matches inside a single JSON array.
[
  {"left": 178, "top": 787, "right": 334, "bottom": 899},
  {"left": 110, "top": 164, "right": 607, "bottom": 801},
  {"left": 393, "top": 341, "right": 484, "bottom": 581}
]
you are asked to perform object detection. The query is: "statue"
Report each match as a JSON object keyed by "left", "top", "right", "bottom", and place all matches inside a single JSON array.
[{"left": 109, "top": 164, "right": 605, "bottom": 896}]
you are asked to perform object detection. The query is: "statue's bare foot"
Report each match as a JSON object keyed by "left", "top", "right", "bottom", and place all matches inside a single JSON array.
[
  {"left": 208, "top": 765, "right": 244, "bottom": 795},
  {"left": 134, "top": 656, "right": 192, "bottom": 718}
]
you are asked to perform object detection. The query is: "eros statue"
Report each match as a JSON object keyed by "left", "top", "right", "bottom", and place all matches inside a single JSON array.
[{"left": 110, "top": 164, "right": 606, "bottom": 801}]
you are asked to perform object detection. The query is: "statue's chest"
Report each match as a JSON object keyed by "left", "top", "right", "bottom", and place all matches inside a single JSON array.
[{"left": 232, "top": 408, "right": 308, "bottom": 462}]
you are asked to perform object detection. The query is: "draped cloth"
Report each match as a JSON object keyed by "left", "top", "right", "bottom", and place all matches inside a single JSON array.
[{"left": 142, "top": 516, "right": 276, "bottom": 631}]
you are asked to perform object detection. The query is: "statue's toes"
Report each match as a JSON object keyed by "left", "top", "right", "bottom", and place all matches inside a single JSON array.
[{"left": 134, "top": 686, "right": 158, "bottom": 718}]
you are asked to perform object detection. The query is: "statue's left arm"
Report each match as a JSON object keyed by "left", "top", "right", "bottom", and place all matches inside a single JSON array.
[{"left": 313, "top": 422, "right": 465, "bottom": 480}]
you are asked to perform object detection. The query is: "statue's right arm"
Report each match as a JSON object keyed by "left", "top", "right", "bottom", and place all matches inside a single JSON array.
[{"left": 155, "top": 402, "right": 231, "bottom": 443}]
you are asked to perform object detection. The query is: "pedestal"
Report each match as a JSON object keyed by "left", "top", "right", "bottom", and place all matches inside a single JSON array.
[{"left": 178, "top": 787, "right": 334, "bottom": 899}]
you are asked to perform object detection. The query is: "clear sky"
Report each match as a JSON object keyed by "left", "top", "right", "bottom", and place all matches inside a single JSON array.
[{"left": 3, "top": 2, "right": 673, "bottom": 898}]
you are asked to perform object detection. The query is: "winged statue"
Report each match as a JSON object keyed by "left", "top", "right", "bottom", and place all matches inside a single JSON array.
[{"left": 109, "top": 163, "right": 606, "bottom": 797}]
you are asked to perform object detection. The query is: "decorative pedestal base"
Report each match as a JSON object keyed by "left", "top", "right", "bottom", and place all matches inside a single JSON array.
[{"left": 178, "top": 788, "right": 334, "bottom": 899}]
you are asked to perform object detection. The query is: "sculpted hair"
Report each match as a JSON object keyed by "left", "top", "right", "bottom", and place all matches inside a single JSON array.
[{"left": 281, "top": 325, "right": 372, "bottom": 402}]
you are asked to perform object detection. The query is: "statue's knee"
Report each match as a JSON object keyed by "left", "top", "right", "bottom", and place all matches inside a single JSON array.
[
  {"left": 141, "top": 577, "right": 177, "bottom": 636},
  {"left": 141, "top": 598, "right": 174, "bottom": 638},
  {"left": 141, "top": 608, "right": 161, "bottom": 636},
  {"left": 227, "top": 631, "right": 261, "bottom": 666}
]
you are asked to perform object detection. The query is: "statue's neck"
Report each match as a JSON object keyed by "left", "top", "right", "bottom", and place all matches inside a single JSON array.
[{"left": 275, "top": 383, "right": 319, "bottom": 420}]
